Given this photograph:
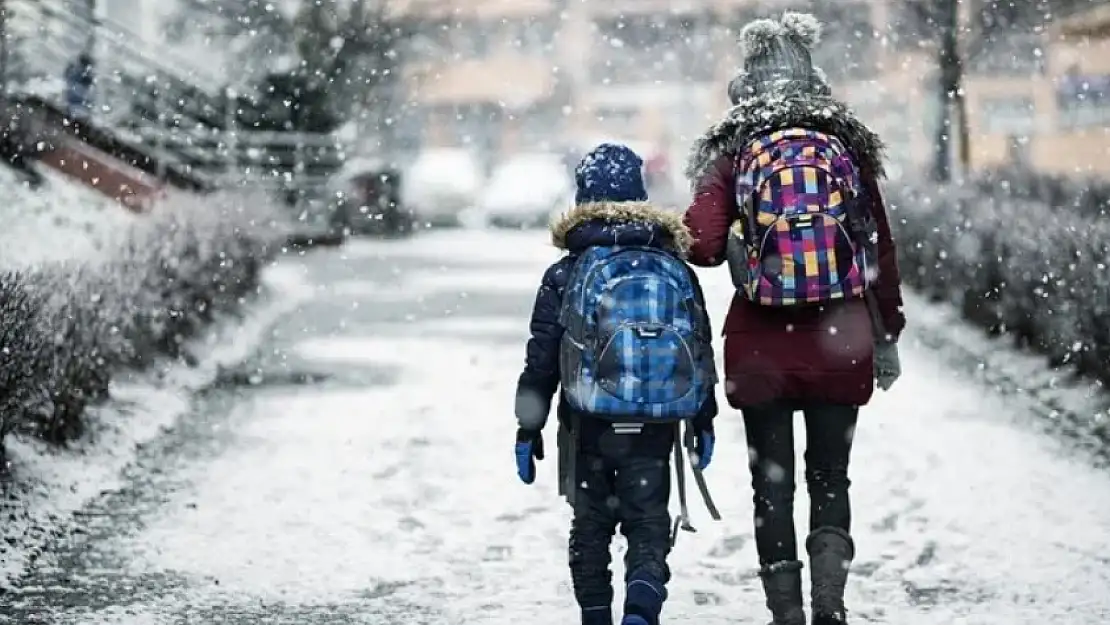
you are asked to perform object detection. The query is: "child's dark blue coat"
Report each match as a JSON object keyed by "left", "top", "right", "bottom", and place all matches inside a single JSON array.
[{"left": 514, "top": 200, "right": 716, "bottom": 457}]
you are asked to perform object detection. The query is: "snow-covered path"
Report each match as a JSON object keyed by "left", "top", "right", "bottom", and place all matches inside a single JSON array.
[{"left": 6, "top": 230, "right": 1110, "bottom": 624}]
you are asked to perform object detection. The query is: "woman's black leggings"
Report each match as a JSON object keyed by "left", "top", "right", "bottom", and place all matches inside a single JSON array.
[{"left": 742, "top": 401, "right": 858, "bottom": 566}]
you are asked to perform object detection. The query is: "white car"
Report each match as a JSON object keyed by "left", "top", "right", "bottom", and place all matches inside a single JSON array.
[
  {"left": 478, "top": 153, "right": 575, "bottom": 229},
  {"left": 401, "top": 148, "right": 484, "bottom": 226}
]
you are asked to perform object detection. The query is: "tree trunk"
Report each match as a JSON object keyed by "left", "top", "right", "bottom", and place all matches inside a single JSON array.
[
  {"left": 0, "top": 0, "right": 8, "bottom": 91},
  {"left": 932, "top": 0, "right": 966, "bottom": 183},
  {"left": 932, "top": 78, "right": 951, "bottom": 183},
  {"left": 950, "top": 0, "right": 970, "bottom": 179},
  {"left": 953, "top": 80, "right": 971, "bottom": 178}
]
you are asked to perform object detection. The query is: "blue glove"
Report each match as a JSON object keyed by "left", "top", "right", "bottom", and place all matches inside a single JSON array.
[
  {"left": 693, "top": 429, "right": 714, "bottom": 471},
  {"left": 515, "top": 428, "right": 544, "bottom": 484},
  {"left": 692, "top": 399, "right": 716, "bottom": 471}
]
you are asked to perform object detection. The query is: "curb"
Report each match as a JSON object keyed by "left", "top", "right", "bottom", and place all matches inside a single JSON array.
[{"left": 905, "top": 291, "right": 1110, "bottom": 465}]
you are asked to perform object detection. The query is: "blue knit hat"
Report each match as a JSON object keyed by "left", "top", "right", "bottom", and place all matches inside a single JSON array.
[{"left": 574, "top": 143, "right": 648, "bottom": 204}]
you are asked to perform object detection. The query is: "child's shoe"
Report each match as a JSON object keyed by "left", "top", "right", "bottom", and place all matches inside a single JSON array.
[{"left": 621, "top": 571, "right": 666, "bottom": 625}]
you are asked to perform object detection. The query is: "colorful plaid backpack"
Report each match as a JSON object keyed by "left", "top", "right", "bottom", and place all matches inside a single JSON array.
[
  {"left": 727, "top": 128, "right": 878, "bottom": 306},
  {"left": 558, "top": 245, "right": 714, "bottom": 421}
]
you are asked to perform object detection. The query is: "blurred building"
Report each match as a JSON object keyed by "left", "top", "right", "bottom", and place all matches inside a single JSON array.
[
  {"left": 391, "top": 0, "right": 800, "bottom": 166},
  {"left": 101, "top": 0, "right": 147, "bottom": 42},
  {"left": 390, "top": 0, "right": 1110, "bottom": 178},
  {"left": 846, "top": 0, "right": 1110, "bottom": 178}
]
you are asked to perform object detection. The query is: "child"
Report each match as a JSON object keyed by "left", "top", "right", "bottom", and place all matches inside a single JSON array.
[{"left": 513, "top": 143, "right": 718, "bottom": 625}]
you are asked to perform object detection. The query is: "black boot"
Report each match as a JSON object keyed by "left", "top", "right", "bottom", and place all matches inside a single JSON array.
[
  {"left": 758, "top": 560, "right": 806, "bottom": 625},
  {"left": 806, "top": 527, "right": 855, "bottom": 625},
  {"left": 581, "top": 606, "right": 613, "bottom": 625}
]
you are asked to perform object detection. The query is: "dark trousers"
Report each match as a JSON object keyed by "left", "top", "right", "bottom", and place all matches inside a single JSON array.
[
  {"left": 568, "top": 449, "right": 672, "bottom": 610},
  {"left": 742, "top": 401, "right": 858, "bottom": 566}
]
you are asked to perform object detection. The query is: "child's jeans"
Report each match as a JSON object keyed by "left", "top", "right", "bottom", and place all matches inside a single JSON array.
[{"left": 568, "top": 447, "right": 672, "bottom": 613}]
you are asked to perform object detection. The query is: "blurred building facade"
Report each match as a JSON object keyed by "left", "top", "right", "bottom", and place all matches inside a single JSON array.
[{"left": 390, "top": 0, "right": 1110, "bottom": 178}]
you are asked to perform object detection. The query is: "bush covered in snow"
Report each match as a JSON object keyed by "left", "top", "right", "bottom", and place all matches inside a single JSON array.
[
  {"left": 889, "top": 178, "right": 1110, "bottom": 385},
  {"left": 971, "top": 166, "right": 1110, "bottom": 219},
  {"left": 0, "top": 191, "right": 288, "bottom": 451}
]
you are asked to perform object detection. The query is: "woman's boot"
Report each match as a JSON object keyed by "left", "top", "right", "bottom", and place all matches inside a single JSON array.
[
  {"left": 758, "top": 560, "right": 806, "bottom": 625},
  {"left": 806, "top": 527, "right": 855, "bottom": 625},
  {"left": 581, "top": 606, "right": 613, "bottom": 625}
]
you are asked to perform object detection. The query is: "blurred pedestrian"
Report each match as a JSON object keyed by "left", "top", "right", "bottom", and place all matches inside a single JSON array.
[{"left": 64, "top": 52, "right": 95, "bottom": 124}]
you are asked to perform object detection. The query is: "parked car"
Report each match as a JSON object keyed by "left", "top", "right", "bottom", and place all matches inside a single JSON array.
[
  {"left": 401, "top": 148, "right": 484, "bottom": 227},
  {"left": 477, "top": 152, "right": 574, "bottom": 229},
  {"left": 327, "top": 161, "right": 413, "bottom": 237}
]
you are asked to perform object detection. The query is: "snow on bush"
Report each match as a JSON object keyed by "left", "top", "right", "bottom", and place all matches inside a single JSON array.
[
  {"left": 0, "top": 190, "right": 288, "bottom": 455},
  {"left": 890, "top": 177, "right": 1110, "bottom": 385},
  {"left": 0, "top": 167, "right": 137, "bottom": 268},
  {"left": 972, "top": 166, "right": 1110, "bottom": 219}
]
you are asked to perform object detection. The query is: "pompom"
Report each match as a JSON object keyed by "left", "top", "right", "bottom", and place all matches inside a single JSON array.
[
  {"left": 739, "top": 19, "right": 783, "bottom": 59},
  {"left": 780, "top": 11, "right": 821, "bottom": 48}
]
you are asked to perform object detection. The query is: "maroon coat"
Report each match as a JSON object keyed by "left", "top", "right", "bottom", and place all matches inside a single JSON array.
[{"left": 684, "top": 154, "right": 905, "bottom": 409}]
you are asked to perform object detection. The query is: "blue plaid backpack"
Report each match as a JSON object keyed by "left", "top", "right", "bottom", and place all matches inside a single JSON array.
[{"left": 558, "top": 245, "right": 714, "bottom": 421}]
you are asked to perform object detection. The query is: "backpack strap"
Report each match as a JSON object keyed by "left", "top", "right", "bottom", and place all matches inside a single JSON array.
[
  {"left": 558, "top": 411, "right": 579, "bottom": 508},
  {"left": 689, "top": 424, "right": 722, "bottom": 522},
  {"left": 670, "top": 422, "right": 695, "bottom": 546},
  {"left": 837, "top": 179, "right": 887, "bottom": 340},
  {"left": 734, "top": 150, "right": 762, "bottom": 242},
  {"left": 558, "top": 253, "right": 588, "bottom": 343},
  {"left": 669, "top": 421, "right": 722, "bottom": 547}
]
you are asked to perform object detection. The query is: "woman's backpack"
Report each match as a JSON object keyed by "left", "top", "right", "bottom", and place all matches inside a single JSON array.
[{"left": 727, "top": 128, "right": 879, "bottom": 307}]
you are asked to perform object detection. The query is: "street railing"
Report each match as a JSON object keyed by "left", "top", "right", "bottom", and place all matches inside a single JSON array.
[{"left": 4, "top": 0, "right": 346, "bottom": 192}]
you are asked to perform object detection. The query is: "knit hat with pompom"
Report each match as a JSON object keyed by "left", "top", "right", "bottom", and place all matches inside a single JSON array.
[{"left": 727, "top": 11, "right": 831, "bottom": 103}]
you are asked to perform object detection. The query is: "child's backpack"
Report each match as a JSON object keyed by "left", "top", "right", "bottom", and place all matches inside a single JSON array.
[
  {"left": 726, "top": 128, "right": 879, "bottom": 307},
  {"left": 558, "top": 245, "right": 714, "bottom": 421},
  {"left": 557, "top": 245, "right": 722, "bottom": 540}
]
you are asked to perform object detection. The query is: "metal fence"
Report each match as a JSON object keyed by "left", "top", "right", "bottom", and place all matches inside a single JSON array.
[{"left": 2, "top": 0, "right": 346, "bottom": 194}]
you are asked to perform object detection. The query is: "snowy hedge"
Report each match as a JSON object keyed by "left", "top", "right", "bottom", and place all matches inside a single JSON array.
[
  {"left": 970, "top": 167, "right": 1110, "bottom": 219},
  {"left": 889, "top": 178, "right": 1110, "bottom": 385},
  {"left": 0, "top": 192, "right": 287, "bottom": 450}
]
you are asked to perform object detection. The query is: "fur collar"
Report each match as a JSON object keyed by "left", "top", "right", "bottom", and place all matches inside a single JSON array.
[
  {"left": 685, "top": 91, "right": 887, "bottom": 189},
  {"left": 550, "top": 201, "right": 693, "bottom": 256}
]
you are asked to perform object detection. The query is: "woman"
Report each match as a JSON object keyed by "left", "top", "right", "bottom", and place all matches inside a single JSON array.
[{"left": 682, "top": 12, "right": 905, "bottom": 625}]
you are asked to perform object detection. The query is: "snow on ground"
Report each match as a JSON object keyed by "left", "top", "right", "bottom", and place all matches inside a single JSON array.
[
  {"left": 905, "top": 290, "right": 1110, "bottom": 456},
  {"left": 10, "top": 229, "right": 1108, "bottom": 624},
  {"left": 0, "top": 166, "right": 137, "bottom": 268},
  {"left": 0, "top": 261, "right": 313, "bottom": 590}
]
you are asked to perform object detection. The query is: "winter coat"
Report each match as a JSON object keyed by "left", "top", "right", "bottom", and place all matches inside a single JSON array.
[
  {"left": 64, "top": 59, "right": 94, "bottom": 118},
  {"left": 515, "top": 201, "right": 717, "bottom": 458},
  {"left": 683, "top": 91, "right": 905, "bottom": 409}
]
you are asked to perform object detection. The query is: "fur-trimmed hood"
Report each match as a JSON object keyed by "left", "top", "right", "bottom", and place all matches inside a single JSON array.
[
  {"left": 685, "top": 90, "right": 887, "bottom": 189},
  {"left": 550, "top": 201, "right": 693, "bottom": 256}
]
